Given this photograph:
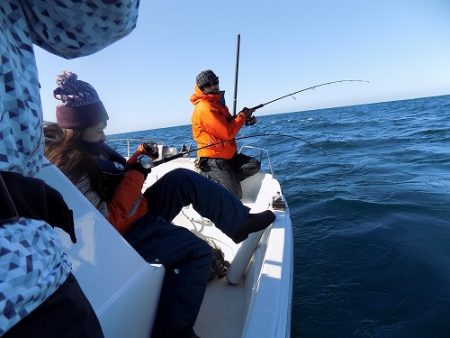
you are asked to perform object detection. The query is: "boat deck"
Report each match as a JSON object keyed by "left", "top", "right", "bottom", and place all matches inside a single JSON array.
[
  {"left": 169, "top": 199, "right": 250, "bottom": 337},
  {"left": 146, "top": 158, "right": 272, "bottom": 337},
  {"left": 196, "top": 277, "right": 246, "bottom": 338}
]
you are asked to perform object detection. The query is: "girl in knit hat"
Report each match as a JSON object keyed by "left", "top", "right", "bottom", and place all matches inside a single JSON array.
[{"left": 45, "top": 71, "right": 276, "bottom": 338}]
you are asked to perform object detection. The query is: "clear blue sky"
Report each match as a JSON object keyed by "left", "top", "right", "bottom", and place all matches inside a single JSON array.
[{"left": 36, "top": 0, "right": 450, "bottom": 134}]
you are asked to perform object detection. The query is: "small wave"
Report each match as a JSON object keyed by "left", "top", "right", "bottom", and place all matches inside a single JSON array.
[
  {"left": 408, "top": 127, "right": 450, "bottom": 137},
  {"left": 316, "top": 197, "right": 422, "bottom": 214}
]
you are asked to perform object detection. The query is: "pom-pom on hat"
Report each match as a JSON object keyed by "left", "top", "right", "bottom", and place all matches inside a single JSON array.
[
  {"left": 54, "top": 71, "right": 108, "bottom": 130},
  {"left": 196, "top": 70, "right": 219, "bottom": 89}
]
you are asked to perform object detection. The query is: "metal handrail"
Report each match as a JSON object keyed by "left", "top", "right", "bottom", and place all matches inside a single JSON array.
[
  {"left": 106, "top": 138, "right": 193, "bottom": 159},
  {"left": 107, "top": 139, "right": 274, "bottom": 176},
  {"left": 238, "top": 145, "right": 275, "bottom": 177},
  {"left": 106, "top": 138, "right": 150, "bottom": 157}
]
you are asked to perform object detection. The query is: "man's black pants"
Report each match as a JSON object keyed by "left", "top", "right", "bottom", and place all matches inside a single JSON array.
[
  {"left": 124, "top": 168, "right": 250, "bottom": 338},
  {"left": 199, "top": 153, "right": 261, "bottom": 198}
]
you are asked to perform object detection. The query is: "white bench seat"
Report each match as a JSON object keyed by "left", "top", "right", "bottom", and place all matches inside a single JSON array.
[{"left": 37, "top": 161, "right": 164, "bottom": 338}]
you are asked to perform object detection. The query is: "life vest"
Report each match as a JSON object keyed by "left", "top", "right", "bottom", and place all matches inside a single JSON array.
[{"left": 82, "top": 141, "right": 126, "bottom": 201}]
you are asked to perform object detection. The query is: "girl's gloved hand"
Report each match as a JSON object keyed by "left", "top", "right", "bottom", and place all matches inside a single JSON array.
[
  {"left": 138, "top": 142, "right": 159, "bottom": 159},
  {"left": 126, "top": 155, "right": 153, "bottom": 178},
  {"left": 127, "top": 141, "right": 158, "bottom": 168}
]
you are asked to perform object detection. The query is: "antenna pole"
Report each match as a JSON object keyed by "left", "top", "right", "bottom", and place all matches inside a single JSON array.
[{"left": 232, "top": 34, "right": 241, "bottom": 116}]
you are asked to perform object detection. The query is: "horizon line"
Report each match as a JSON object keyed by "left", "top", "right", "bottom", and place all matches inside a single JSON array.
[{"left": 106, "top": 92, "right": 450, "bottom": 136}]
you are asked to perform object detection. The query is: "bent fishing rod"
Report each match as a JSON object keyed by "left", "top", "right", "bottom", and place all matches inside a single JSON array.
[
  {"left": 148, "top": 81, "right": 368, "bottom": 166},
  {"left": 151, "top": 133, "right": 326, "bottom": 167},
  {"left": 248, "top": 79, "right": 369, "bottom": 111}
]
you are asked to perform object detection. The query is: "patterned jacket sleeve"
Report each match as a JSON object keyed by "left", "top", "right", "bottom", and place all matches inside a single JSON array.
[
  {"left": 20, "top": 0, "right": 139, "bottom": 59},
  {"left": 0, "top": 1, "right": 140, "bottom": 334}
]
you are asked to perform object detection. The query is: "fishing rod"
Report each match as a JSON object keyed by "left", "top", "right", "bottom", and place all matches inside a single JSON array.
[
  {"left": 144, "top": 81, "right": 369, "bottom": 167},
  {"left": 249, "top": 79, "right": 369, "bottom": 111},
  {"left": 151, "top": 133, "right": 326, "bottom": 167}
]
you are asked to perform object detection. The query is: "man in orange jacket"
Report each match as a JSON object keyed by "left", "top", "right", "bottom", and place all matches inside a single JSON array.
[{"left": 191, "top": 70, "right": 261, "bottom": 199}]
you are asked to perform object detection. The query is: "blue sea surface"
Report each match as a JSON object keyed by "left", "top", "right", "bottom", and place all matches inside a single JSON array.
[{"left": 109, "top": 95, "right": 450, "bottom": 338}]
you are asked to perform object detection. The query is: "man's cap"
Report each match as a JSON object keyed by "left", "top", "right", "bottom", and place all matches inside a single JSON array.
[{"left": 196, "top": 70, "right": 219, "bottom": 89}]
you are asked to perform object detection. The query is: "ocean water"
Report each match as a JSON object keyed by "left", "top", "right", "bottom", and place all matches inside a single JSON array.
[{"left": 109, "top": 94, "right": 450, "bottom": 338}]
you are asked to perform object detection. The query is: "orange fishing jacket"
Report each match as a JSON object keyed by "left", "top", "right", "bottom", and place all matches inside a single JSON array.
[
  {"left": 107, "top": 170, "right": 148, "bottom": 234},
  {"left": 107, "top": 144, "right": 152, "bottom": 234},
  {"left": 191, "top": 85, "right": 246, "bottom": 160}
]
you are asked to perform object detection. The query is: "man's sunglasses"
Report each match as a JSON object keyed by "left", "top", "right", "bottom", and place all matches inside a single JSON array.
[{"left": 206, "top": 79, "right": 219, "bottom": 86}]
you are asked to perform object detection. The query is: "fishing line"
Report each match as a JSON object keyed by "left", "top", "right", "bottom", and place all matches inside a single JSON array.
[
  {"left": 143, "top": 80, "right": 371, "bottom": 166},
  {"left": 249, "top": 79, "right": 369, "bottom": 111},
  {"left": 235, "top": 133, "right": 327, "bottom": 155},
  {"left": 153, "top": 133, "right": 326, "bottom": 166}
]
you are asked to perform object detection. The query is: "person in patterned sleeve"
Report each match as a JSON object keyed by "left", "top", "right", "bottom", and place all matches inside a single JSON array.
[{"left": 0, "top": 1, "right": 139, "bottom": 337}]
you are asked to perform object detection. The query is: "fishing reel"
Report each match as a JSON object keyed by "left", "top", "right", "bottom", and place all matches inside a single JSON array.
[
  {"left": 139, "top": 142, "right": 159, "bottom": 158},
  {"left": 245, "top": 116, "right": 256, "bottom": 126},
  {"left": 136, "top": 154, "right": 154, "bottom": 169}
]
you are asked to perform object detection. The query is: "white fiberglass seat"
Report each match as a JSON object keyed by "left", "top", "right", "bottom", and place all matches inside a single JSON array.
[{"left": 37, "top": 160, "right": 164, "bottom": 338}]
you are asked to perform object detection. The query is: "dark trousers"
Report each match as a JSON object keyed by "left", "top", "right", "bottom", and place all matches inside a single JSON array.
[
  {"left": 199, "top": 153, "right": 261, "bottom": 198},
  {"left": 124, "top": 168, "right": 250, "bottom": 338},
  {"left": 3, "top": 273, "right": 103, "bottom": 338}
]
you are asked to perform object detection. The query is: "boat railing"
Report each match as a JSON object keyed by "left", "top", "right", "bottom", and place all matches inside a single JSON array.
[
  {"left": 238, "top": 145, "right": 275, "bottom": 177},
  {"left": 106, "top": 138, "right": 150, "bottom": 157},
  {"left": 107, "top": 139, "right": 274, "bottom": 176},
  {"left": 107, "top": 138, "right": 193, "bottom": 160}
]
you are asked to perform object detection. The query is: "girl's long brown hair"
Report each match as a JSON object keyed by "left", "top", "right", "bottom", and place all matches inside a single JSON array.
[{"left": 44, "top": 122, "right": 111, "bottom": 201}]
